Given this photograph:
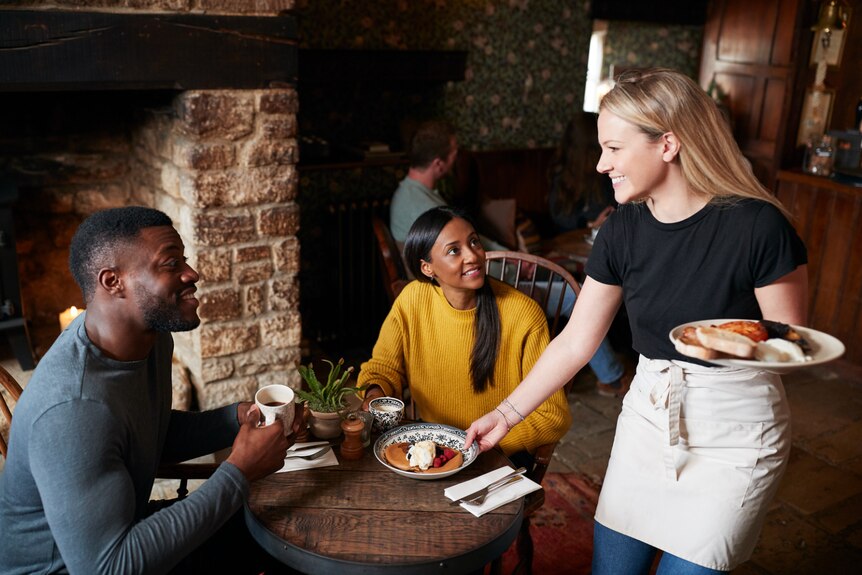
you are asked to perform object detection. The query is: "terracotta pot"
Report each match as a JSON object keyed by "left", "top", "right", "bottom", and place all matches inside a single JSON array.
[{"left": 308, "top": 409, "right": 343, "bottom": 439}]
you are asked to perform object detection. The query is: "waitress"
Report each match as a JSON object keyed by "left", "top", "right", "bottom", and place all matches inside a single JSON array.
[{"left": 466, "top": 68, "right": 807, "bottom": 574}]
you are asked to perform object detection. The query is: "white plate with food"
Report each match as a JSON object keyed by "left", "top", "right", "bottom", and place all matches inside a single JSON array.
[
  {"left": 374, "top": 422, "right": 479, "bottom": 480},
  {"left": 669, "top": 319, "right": 845, "bottom": 373}
]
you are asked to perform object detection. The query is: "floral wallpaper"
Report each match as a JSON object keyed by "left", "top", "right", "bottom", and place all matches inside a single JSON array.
[
  {"left": 296, "top": 0, "right": 703, "bottom": 150},
  {"left": 296, "top": 0, "right": 593, "bottom": 150},
  {"left": 603, "top": 20, "right": 703, "bottom": 80},
  {"left": 293, "top": 0, "right": 704, "bottom": 348}
]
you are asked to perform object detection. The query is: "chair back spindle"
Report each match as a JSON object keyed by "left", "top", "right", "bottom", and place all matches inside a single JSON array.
[
  {"left": 485, "top": 250, "right": 580, "bottom": 342},
  {"left": 0, "top": 364, "right": 24, "bottom": 459}
]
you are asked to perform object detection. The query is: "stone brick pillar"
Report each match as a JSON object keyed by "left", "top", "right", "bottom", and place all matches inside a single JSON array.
[{"left": 132, "top": 89, "right": 301, "bottom": 409}]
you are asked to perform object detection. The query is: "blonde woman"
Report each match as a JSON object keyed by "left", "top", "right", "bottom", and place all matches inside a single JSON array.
[{"left": 466, "top": 69, "right": 807, "bottom": 574}]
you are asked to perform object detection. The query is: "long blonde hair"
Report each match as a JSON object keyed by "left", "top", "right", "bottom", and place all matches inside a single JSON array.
[{"left": 599, "top": 68, "right": 788, "bottom": 217}]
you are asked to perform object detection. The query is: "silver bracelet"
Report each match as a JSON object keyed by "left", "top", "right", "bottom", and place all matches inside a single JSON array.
[
  {"left": 494, "top": 407, "right": 514, "bottom": 431},
  {"left": 502, "top": 398, "right": 526, "bottom": 422}
]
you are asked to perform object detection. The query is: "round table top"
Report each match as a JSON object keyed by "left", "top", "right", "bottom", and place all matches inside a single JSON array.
[{"left": 245, "top": 442, "right": 522, "bottom": 575}]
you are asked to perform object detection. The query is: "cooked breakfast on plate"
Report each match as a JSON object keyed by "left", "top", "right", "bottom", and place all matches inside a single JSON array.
[
  {"left": 383, "top": 440, "right": 464, "bottom": 474},
  {"left": 675, "top": 320, "right": 812, "bottom": 363}
]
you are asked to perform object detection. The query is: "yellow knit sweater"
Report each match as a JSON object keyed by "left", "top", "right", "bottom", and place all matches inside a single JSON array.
[{"left": 359, "top": 279, "right": 571, "bottom": 455}]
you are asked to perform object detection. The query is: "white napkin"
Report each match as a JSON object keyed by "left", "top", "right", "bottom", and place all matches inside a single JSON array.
[
  {"left": 444, "top": 465, "right": 542, "bottom": 517},
  {"left": 276, "top": 441, "right": 339, "bottom": 473}
]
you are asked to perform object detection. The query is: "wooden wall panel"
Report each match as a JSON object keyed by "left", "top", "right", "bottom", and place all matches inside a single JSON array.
[
  {"left": 716, "top": 0, "right": 777, "bottom": 63},
  {"left": 760, "top": 78, "right": 785, "bottom": 142},
  {"left": 771, "top": 0, "right": 798, "bottom": 65},
  {"left": 777, "top": 171, "right": 862, "bottom": 365},
  {"left": 701, "top": 0, "right": 803, "bottom": 188},
  {"left": 811, "top": 193, "right": 854, "bottom": 329},
  {"left": 717, "top": 72, "right": 756, "bottom": 141},
  {"left": 829, "top": 199, "right": 862, "bottom": 349}
]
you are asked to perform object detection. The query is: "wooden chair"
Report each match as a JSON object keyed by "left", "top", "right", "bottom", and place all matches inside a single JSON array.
[
  {"left": 0, "top": 364, "right": 23, "bottom": 459},
  {"left": 485, "top": 250, "right": 581, "bottom": 347},
  {"left": 0, "top": 362, "right": 214, "bottom": 499},
  {"left": 156, "top": 460, "right": 219, "bottom": 499},
  {"left": 372, "top": 215, "right": 409, "bottom": 304},
  {"left": 485, "top": 250, "right": 580, "bottom": 574}
]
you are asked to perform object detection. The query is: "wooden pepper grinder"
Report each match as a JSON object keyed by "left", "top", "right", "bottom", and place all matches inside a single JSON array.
[
  {"left": 294, "top": 404, "right": 311, "bottom": 443},
  {"left": 340, "top": 412, "right": 365, "bottom": 460}
]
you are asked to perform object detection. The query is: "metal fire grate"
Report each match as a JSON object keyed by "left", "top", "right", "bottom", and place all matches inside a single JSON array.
[
  {"left": 0, "top": 179, "right": 36, "bottom": 370},
  {"left": 300, "top": 198, "right": 391, "bottom": 352}
]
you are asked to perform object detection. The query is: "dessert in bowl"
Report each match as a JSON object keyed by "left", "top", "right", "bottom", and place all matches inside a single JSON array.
[{"left": 373, "top": 422, "right": 479, "bottom": 480}]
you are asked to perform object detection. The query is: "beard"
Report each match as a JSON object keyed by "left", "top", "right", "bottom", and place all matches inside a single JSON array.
[{"left": 134, "top": 284, "right": 200, "bottom": 332}]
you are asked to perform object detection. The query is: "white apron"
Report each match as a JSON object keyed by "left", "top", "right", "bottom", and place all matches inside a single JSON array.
[{"left": 595, "top": 355, "right": 791, "bottom": 571}]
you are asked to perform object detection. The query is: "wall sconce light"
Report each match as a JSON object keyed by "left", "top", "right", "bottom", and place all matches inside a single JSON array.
[{"left": 812, "top": 0, "right": 849, "bottom": 49}]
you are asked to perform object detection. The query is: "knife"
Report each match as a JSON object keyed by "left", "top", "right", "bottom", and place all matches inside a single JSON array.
[
  {"left": 287, "top": 441, "right": 332, "bottom": 452},
  {"left": 448, "top": 466, "right": 527, "bottom": 506}
]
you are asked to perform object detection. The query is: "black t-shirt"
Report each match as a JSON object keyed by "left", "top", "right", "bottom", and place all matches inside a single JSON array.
[{"left": 586, "top": 199, "right": 808, "bottom": 364}]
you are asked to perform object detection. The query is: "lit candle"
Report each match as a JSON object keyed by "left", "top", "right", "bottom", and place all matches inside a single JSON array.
[{"left": 59, "top": 306, "right": 83, "bottom": 331}]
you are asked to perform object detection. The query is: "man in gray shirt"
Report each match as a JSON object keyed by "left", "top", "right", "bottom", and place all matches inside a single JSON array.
[
  {"left": 390, "top": 119, "right": 506, "bottom": 251},
  {"left": 0, "top": 207, "right": 296, "bottom": 574}
]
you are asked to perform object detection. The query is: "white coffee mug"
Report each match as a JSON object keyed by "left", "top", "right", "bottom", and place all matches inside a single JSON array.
[{"left": 254, "top": 384, "right": 295, "bottom": 436}]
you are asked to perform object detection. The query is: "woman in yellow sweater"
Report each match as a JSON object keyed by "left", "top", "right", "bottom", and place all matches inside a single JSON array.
[{"left": 360, "top": 206, "right": 571, "bottom": 458}]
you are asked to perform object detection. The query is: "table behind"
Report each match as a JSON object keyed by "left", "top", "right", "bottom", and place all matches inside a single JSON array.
[
  {"left": 246, "top": 445, "right": 522, "bottom": 574},
  {"left": 542, "top": 227, "right": 593, "bottom": 267}
]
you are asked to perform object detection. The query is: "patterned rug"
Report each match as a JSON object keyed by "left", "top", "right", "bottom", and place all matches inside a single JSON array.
[{"left": 498, "top": 472, "right": 600, "bottom": 574}]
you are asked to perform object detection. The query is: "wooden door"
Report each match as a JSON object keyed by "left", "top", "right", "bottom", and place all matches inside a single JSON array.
[{"left": 699, "top": 0, "right": 806, "bottom": 188}]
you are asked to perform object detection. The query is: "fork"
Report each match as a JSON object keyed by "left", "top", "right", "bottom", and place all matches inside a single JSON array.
[
  {"left": 461, "top": 474, "right": 525, "bottom": 506},
  {"left": 284, "top": 446, "right": 331, "bottom": 460}
]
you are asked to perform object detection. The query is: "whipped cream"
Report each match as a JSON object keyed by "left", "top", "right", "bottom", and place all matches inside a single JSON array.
[
  {"left": 755, "top": 338, "right": 811, "bottom": 362},
  {"left": 406, "top": 440, "right": 436, "bottom": 470}
]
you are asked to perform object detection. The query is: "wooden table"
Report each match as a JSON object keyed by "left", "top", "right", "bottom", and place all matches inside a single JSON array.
[
  {"left": 542, "top": 228, "right": 594, "bottom": 266},
  {"left": 245, "top": 443, "right": 522, "bottom": 574}
]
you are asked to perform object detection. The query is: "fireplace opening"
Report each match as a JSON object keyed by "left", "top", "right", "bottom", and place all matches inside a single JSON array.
[{"left": 0, "top": 91, "right": 177, "bottom": 358}]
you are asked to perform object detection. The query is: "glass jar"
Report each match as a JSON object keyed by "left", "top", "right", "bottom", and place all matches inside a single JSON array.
[{"left": 806, "top": 134, "right": 834, "bottom": 177}]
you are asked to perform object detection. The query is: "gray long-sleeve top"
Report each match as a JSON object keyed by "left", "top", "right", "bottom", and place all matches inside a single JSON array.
[{"left": 0, "top": 313, "right": 247, "bottom": 574}]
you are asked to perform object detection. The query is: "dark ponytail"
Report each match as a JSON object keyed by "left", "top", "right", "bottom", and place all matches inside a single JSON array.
[
  {"left": 470, "top": 280, "right": 500, "bottom": 392},
  {"left": 404, "top": 206, "right": 501, "bottom": 392}
]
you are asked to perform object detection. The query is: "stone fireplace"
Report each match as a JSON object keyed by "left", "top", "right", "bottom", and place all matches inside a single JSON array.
[{"left": 1, "top": 2, "right": 301, "bottom": 409}]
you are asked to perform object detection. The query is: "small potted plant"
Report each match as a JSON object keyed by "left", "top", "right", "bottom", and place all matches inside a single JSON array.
[{"left": 295, "top": 358, "right": 365, "bottom": 439}]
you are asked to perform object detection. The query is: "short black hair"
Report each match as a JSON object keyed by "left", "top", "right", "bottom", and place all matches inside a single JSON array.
[{"left": 69, "top": 206, "right": 173, "bottom": 302}]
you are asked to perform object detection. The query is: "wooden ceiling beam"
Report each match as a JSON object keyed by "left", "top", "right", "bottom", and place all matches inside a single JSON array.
[{"left": 0, "top": 10, "right": 298, "bottom": 92}]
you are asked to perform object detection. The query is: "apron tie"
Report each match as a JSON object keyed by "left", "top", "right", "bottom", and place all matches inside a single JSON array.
[{"left": 644, "top": 359, "right": 686, "bottom": 480}]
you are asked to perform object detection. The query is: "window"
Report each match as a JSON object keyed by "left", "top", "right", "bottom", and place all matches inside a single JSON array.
[{"left": 583, "top": 21, "right": 610, "bottom": 113}]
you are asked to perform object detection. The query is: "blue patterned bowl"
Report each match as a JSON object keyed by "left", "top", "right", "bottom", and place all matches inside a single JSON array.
[
  {"left": 373, "top": 422, "right": 480, "bottom": 480},
  {"left": 368, "top": 396, "right": 405, "bottom": 432}
]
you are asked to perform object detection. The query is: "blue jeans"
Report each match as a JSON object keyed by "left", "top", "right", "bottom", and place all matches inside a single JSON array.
[
  {"left": 545, "top": 281, "right": 625, "bottom": 384},
  {"left": 592, "top": 521, "right": 728, "bottom": 575}
]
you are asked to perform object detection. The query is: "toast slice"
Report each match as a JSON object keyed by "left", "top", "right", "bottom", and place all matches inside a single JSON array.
[
  {"left": 695, "top": 326, "right": 757, "bottom": 358},
  {"left": 675, "top": 326, "right": 720, "bottom": 360}
]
